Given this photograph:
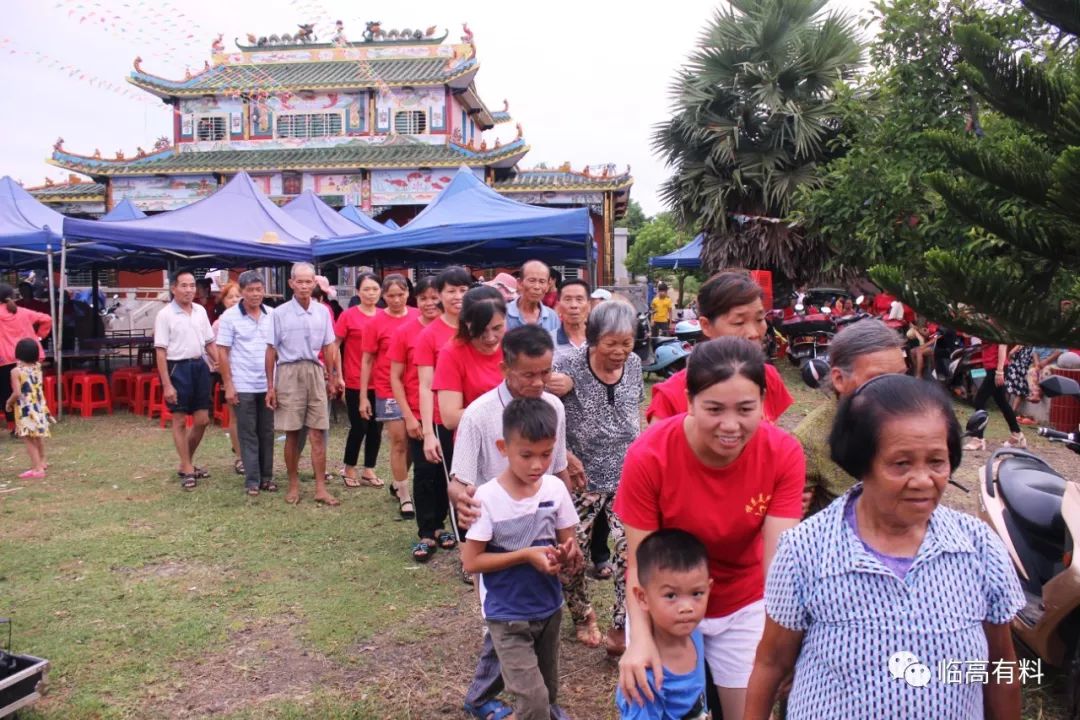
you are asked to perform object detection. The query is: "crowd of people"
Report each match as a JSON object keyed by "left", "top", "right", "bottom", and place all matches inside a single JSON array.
[{"left": 6, "top": 259, "right": 1069, "bottom": 720}]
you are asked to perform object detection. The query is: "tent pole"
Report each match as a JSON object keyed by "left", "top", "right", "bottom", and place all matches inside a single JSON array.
[
  {"left": 58, "top": 239, "right": 68, "bottom": 420},
  {"left": 91, "top": 266, "right": 101, "bottom": 336},
  {"left": 46, "top": 246, "right": 60, "bottom": 419}
]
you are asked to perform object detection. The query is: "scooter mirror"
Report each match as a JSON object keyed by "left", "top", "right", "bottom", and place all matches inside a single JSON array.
[
  {"left": 794, "top": 303, "right": 805, "bottom": 313},
  {"left": 821, "top": 306, "right": 832, "bottom": 315},
  {"left": 965, "top": 410, "right": 990, "bottom": 436},
  {"left": 854, "top": 295, "right": 865, "bottom": 306},
  {"left": 801, "top": 357, "right": 831, "bottom": 389},
  {"left": 1040, "top": 375, "right": 1080, "bottom": 398}
]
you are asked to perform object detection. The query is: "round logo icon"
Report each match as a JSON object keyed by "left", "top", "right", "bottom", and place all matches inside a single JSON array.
[{"left": 888, "top": 651, "right": 919, "bottom": 680}]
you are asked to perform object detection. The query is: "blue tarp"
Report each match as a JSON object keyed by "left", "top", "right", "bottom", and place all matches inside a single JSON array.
[
  {"left": 0, "top": 176, "right": 64, "bottom": 251},
  {"left": 63, "top": 172, "right": 319, "bottom": 264},
  {"left": 284, "top": 191, "right": 376, "bottom": 237},
  {"left": 338, "top": 204, "right": 391, "bottom": 235},
  {"left": 100, "top": 197, "right": 147, "bottom": 221},
  {"left": 649, "top": 234, "right": 703, "bottom": 269},
  {"left": 313, "top": 167, "right": 592, "bottom": 265}
]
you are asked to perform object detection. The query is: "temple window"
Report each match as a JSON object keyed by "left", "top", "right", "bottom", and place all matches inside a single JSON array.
[
  {"left": 195, "top": 115, "right": 228, "bottom": 141},
  {"left": 282, "top": 173, "right": 303, "bottom": 195},
  {"left": 276, "top": 112, "right": 344, "bottom": 139},
  {"left": 394, "top": 110, "right": 427, "bottom": 135}
]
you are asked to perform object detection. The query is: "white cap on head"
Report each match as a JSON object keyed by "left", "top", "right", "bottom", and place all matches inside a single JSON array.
[{"left": 591, "top": 288, "right": 612, "bottom": 301}]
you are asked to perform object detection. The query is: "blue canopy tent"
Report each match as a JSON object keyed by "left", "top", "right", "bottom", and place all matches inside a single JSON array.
[
  {"left": 63, "top": 172, "right": 320, "bottom": 265},
  {"left": 313, "top": 167, "right": 594, "bottom": 272},
  {"left": 649, "top": 233, "right": 703, "bottom": 269},
  {"left": 284, "top": 191, "right": 378, "bottom": 238},
  {"left": 100, "top": 197, "right": 147, "bottom": 221},
  {"left": 338, "top": 204, "right": 391, "bottom": 235}
]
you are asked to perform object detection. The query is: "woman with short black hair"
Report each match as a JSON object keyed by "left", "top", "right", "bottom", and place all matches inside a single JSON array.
[
  {"left": 615, "top": 337, "right": 804, "bottom": 719},
  {"left": 745, "top": 374, "right": 1024, "bottom": 720}
]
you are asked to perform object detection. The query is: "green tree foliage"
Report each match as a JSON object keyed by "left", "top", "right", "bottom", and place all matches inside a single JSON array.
[
  {"left": 871, "top": 0, "right": 1080, "bottom": 346},
  {"left": 791, "top": 0, "right": 1045, "bottom": 277},
  {"left": 616, "top": 199, "right": 648, "bottom": 242},
  {"left": 652, "top": 0, "right": 862, "bottom": 275},
  {"left": 623, "top": 214, "right": 692, "bottom": 279}
]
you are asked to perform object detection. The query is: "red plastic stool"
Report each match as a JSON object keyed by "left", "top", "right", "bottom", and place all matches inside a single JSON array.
[
  {"left": 146, "top": 377, "right": 165, "bottom": 419},
  {"left": 43, "top": 375, "right": 59, "bottom": 416},
  {"left": 212, "top": 383, "right": 230, "bottom": 427},
  {"left": 160, "top": 404, "right": 195, "bottom": 428},
  {"left": 132, "top": 372, "right": 158, "bottom": 415},
  {"left": 69, "top": 374, "right": 112, "bottom": 417},
  {"left": 110, "top": 367, "right": 141, "bottom": 411},
  {"left": 61, "top": 370, "right": 90, "bottom": 410}
]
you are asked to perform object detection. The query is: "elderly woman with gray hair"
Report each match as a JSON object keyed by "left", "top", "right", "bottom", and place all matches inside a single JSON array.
[
  {"left": 552, "top": 299, "right": 643, "bottom": 653},
  {"left": 792, "top": 318, "right": 907, "bottom": 516}
]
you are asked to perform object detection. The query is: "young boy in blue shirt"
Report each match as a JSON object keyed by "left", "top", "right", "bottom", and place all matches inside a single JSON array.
[
  {"left": 617, "top": 529, "right": 712, "bottom": 719},
  {"left": 462, "top": 397, "right": 580, "bottom": 720}
]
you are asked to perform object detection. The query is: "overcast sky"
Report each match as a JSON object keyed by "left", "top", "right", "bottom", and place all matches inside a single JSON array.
[{"left": 3, "top": 0, "right": 874, "bottom": 216}]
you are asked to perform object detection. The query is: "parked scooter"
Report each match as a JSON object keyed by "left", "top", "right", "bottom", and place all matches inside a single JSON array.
[
  {"left": 781, "top": 304, "right": 835, "bottom": 366},
  {"left": 634, "top": 313, "right": 691, "bottom": 378},
  {"left": 979, "top": 375, "right": 1080, "bottom": 719}
]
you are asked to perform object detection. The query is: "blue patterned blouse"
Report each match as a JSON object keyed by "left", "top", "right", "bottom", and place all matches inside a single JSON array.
[{"left": 765, "top": 485, "right": 1025, "bottom": 720}]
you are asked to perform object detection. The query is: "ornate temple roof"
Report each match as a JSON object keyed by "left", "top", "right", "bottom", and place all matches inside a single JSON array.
[
  {"left": 26, "top": 180, "right": 106, "bottom": 203},
  {"left": 493, "top": 168, "right": 634, "bottom": 193},
  {"left": 50, "top": 138, "right": 531, "bottom": 176},
  {"left": 129, "top": 57, "right": 479, "bottom": 98}
]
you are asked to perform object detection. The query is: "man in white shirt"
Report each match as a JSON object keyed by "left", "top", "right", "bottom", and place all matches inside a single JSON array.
[
  {"left": 449, "top": 324, "right": 581, "bottom": 720},
  {"left": 153, "top": 269, "right": 217, "bottom": 490},
  {"left": 216, "top": 270, "right": 275, "bottom": 496}
]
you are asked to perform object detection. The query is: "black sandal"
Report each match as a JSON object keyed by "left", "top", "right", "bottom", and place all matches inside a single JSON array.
[
  {"left": 180, "top": 473, "right": 197, "bottom": 491},
  {"left": 234, "top": 458, "right": 245, "bottom": 475},
  {"left": 398, "top": 498, "right": 415, "bottom": 520},
  {"left": 192, "top": 466, "right": 210, "bottom": 479},
  {"left": 435, "top": 530, "right": 457, "bottom": 550},
  {"left": 245, "top": 487, "right": 260, "bottom": 497},
  {"left": 260, "top": 481, "right": 278, "bottom": 492},
  {"left": 412, "top": 540, "right": 437, "bottom": 563}
]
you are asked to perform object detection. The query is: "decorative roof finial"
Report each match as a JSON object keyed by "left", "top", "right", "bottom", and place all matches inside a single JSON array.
[
  {"left": 115, "top": 150, "right": 125, "bottom": 160},
  {"left": 93, "top": 148, "right": 101, "bottom": 159},
  {"left": 461, "top": 22, "right": 474, "bottom": 45},
  {"left": 53, "top": 137, "right": 65, "bottom": 152},
  {"left": 332, "top": 20, "right": 348, "bottom": 47},
  {"left": 515, "top": 123, "right": 523, "bottom": 140},
  {"left": 133, "top": 56, "right": 143, "bottom": 72},
  {"left": 44, "top": 177, "right": 54, "bottom": 187},
  {"left": 211, "top": 33, "right": 224, "bottom": 53},
  {"left": 502, "top": 99, "right": 509, "bottom": 113}
]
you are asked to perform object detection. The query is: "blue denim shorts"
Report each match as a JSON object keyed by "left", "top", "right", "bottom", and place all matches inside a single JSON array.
[
  {"left": 166, "top": 358, "right": 212, "bottom": 414},
  {"left": 375, "top": 396, "right": 403, "bottom": 422}
]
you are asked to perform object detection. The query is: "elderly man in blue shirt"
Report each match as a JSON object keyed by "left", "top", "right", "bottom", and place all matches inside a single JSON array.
[
  {"left": 265, "top": 262, "right": 345, "bottom": 506},
  {"left": 505, "top": 260, "right": 561, "bottom": 332}
]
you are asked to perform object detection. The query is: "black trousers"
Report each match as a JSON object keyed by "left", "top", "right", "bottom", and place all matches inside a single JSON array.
[
  {"left": 972, "top": 371, "right": 1021, "bottom": 437},
  {"left": 0, "top": 363, "right": 14, "bottom": 424},
  {"left": 343, "top": 387, "right": 382, "bottom": 468},
  {"left": 591, "top": 507, "right": 611, "bottom": 565},
  {"left": 409, "top": 425, "right": 454, "bottom": 540}
]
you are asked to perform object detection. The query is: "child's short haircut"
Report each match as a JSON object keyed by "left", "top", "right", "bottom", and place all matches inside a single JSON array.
[
  {"left": 502, "top": 397, "right": 557, "bottom": 444},
  {"left": 14, "top": 338, "right": 39, "bottom": 364},
  {"left": 636, "top": 529, "right": 709, "bottom": 587}
]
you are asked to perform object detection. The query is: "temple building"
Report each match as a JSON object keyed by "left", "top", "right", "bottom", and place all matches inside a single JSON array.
[{"left": 34, "top": 21, "right": 632, "bottom": 284}]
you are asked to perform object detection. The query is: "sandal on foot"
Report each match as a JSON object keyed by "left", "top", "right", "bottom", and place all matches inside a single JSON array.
[
  {"left": 588, "top": 561, "right": 615, "bottom": 580},
  {"left": 463, "top": 699, "right": 512, "bottom": 720},
  {"left": 360, "top": 473, "right": 385, "bottom": 488},
  {"left": 342, "top": 473, "right": 363, "bottom": 488},
  {"left": 314, "top": 494, "right": 341, "bottom": 507},
  {"left": 575, "top": 611, "right": 602, "bottom": 648},
  {"left": 435, "top": 530, "right": 457, "bottom": 550},
  {"left": 180, "top": 473, "right": 198, "bottom": 491},
  {"left": 963, "top": 438, "right": 986, "bottom": 451},
  {"left": 18, "top": 469, "right": 46, "bottom": 479},
  {"left": 192, "top": 466, "right": 210, "bottom": 479},
  {"left": 398, "top": 498, "right": 415, "bottom": 520},
  {"left": 412, "top": 540, "right": 437, "bottom": 563},
  {"left": 234, "top": 458, "right": 245, "bottom": 475},
  {"left": 245, "top": 487, "right": 260, "bottom": 497},
  {"left": 259, "top": 481, "right": 278, "bottom": 492}
]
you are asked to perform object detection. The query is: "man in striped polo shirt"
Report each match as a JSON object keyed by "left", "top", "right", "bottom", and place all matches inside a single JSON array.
[{"left": 216, "top": 270, "right": 276, "bottom": 496}]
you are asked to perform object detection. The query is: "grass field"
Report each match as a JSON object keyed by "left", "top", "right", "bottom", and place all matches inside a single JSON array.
[{"left": 0, "top": 364, "right": 1073, "bottom": 719}]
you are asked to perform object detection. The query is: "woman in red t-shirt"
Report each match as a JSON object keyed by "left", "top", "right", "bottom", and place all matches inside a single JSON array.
[
  {"left": 389, "top": 277, "right": 453, "bottom": 560},
  {"left": 647, "top": 271, "right": 793, "bottom": 424},
  {"left": 433, "top": 285, "right": 507, "bottom": 431},
  {"left": 615, "top": 338, "right": 804, "bottom": 719},
  {"left": 359, "top": 274, "right": 419, "bottom": 517},
  {"left": 965, "top": 341, "right": 1024, "bottom": 450},
  {"left": 333, "top": 272, "right": 383, "bottom": 487}
]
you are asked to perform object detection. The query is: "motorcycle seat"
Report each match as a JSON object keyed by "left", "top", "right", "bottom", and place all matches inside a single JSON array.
[{"left": 997, "top": 456, "right": 1066, "bottom": 540}]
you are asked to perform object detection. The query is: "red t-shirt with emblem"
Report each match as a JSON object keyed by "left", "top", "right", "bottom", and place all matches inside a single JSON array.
[
  {"left": 614, "top": 415, "right": 804, "bottom": 618},
  {"left": 645, "top": 365, "right": 793, "bottom": 424},
  {"left": 361, "top": 307, "right": 419, "bottom": 398},
  {"left": 413, "top": 316, "right": 458, "bottom": 425},
  {"left": 432, "top": 339, "right": 504, "bottom": 411},
  {"left": 387, "top": 316, "right": 430, "bottom": 418},
  {"left": 334, "top": 306, "right": 380, "bottom": 390}
]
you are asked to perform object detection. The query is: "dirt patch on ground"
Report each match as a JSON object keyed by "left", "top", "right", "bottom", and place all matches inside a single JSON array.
[
  {"left": 349, "top": 563, "right": 620, "bottom": 720},
  {"left": 145, "top": 614, "right": 366, "bottom": 718}
]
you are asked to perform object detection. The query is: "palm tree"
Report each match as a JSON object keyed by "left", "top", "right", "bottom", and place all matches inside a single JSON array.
[{"left": 653, "top": 0, "right": 863, "bottom": 277}]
